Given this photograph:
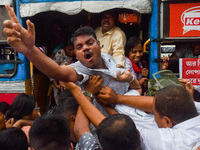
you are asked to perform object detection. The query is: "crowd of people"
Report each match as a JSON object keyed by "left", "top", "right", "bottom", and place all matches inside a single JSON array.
[{"left": 1, "top": 4, "right": 200, "bottom": 150}]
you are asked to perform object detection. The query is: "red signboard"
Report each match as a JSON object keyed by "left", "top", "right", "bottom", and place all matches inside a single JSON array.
[
  {"left": 169, "top": 3, "right": 200, "bottom": 37},
  {"left": 179, "top": 58, "right": 200, "bottom": 86},
  {"left": 0, "top": 93, "right": 19, "bottom": 105}
]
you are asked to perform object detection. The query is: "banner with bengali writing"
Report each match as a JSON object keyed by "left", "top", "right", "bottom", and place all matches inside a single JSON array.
[{"left": 179, "top": 58, "right": 200, "bottom": 86}]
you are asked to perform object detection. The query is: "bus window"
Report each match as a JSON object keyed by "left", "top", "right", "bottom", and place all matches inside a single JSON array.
[{"left": 0, "top": 45, "right": 19, "bottom": 77}]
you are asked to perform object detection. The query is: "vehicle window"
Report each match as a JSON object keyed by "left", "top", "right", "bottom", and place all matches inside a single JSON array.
[{"left": 0, "top": 45, "right": 19, "bottom": 77}]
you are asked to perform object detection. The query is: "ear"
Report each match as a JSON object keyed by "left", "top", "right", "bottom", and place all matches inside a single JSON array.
[
  {"left": 69, "top": 142, "right": 74, "bottom": 150},
  {"left": 71, "top": 115, "right": 76, "bottom": 123},
  {"left": 97, "top": 40, "right": 101, "bottom": 47},
  {"left": 162, "top": 116, "right": 173, "bottom": 128}
]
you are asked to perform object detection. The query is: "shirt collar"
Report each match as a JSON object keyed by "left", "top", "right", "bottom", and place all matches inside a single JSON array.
[
  {"left": 173, "top": 115, "right": 200, "bottom": 130},
  {"left": 100, "top": 26, "right": 116, "bottom": 35}
]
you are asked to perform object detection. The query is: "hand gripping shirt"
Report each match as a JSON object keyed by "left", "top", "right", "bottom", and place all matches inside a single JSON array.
[{"left": 70, "top": 53, "right": 129, "bottom": 116}]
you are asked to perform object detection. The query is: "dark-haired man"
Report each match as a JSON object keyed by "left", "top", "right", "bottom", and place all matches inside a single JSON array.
[
  {"left": 29, "top": 114, "right": 73, "bottom": 150},
  {"left": 97, "top": 84, "right": 200, "bottom": 149},
  {"left": 3, "top": 5, "right": 141, "bottom": 117}
]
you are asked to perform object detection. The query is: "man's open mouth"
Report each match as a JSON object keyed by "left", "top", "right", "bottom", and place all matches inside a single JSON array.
[
  {"left": 84, "top": 51, "right": 93, "bottom": 61},
  {"left": 103, "top": 21, "right": 110, "bottom": 27}
]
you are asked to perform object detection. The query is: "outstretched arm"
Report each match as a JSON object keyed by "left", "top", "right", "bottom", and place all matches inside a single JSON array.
[
  {"left": 97, "top": 86, "right": 153, "bottom": 113},
  {"left": 3, "top": 5, "right": 79, "bottom": 82}
]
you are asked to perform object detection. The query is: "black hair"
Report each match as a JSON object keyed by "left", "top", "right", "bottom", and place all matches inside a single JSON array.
[
  {"left": 5, "top": 94, "right": 35, "bottom": 120},
  {"left": 155, "top": 85, "right": 198, "bottom": 124},
  {"left": 0, "top": 102, "right": 10, "bottom": 115},
  {"left": 53, "top": 90, "right": 79, "bottom": 120},
  {"left": 101, "top": 9, "right": 118, "bottom": 22},
  {"left": 29, "top": 114, "right": 70, "bottom": 150},
  {"left": 63, "top": 34, "right": 73, "bottom": 47},
  {"left": 71, "top": 26, "right": 97, "bottom": 44},
  {"left": 0, "top": 127, "right": 28, "bottom": 150},
  {"left": 97, "top": 114, "right": 140, "bottom": 150},
  {"left": 125, "top": 36, "right": 142, "bottom": 56}
]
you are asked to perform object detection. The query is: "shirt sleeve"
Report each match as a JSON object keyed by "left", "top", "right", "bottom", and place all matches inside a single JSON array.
[
  {"left": 194, "top": 101, "right": 200, "bottom": 114},
  {"left": 124, "top": 57, "right": 135, "bottom": 75},
  {"left": 139, "top": 129, "right": 164, "bottom": 150},
  {"left": 111, "top": 30, "right": 126, "bottom": 68},
  {"left": 78, "top": 132, "right": 101, "bottom": 150}
]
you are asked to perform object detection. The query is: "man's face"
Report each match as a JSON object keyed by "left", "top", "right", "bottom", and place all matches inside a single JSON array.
[
  {"left": 101, "top": 12, "right": 116, "bottom": 34},
  {"left": 192, "top": 43, "right": 200, "bottom": 56},
  {"left": 73, "top": 35, "right": 102, "bottom": 69},
  {"left": 153, "top": 98, "right": 165, "bottom": 128}
]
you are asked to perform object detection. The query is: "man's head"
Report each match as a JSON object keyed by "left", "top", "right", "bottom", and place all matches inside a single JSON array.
[
  {"left": 101, "top": 10, "right": 117, "bottom": 34},
  {"left": 96, "top": 114, "right": 140, "bottom": 150},
  {"left": 72, "top": 26, "right": 104, "bottom": 69},
  {"left": 0, "top": 127, "right": 28, "bottom": 150},
  {"left": 53, "top": 90, "right": 79, "bottom": 143},
  {"left": 153, "top": 85, "right": 198, "bottom": 128},
  {"left": 191, "top": 42, "right": 200, "bottom": 56},
  {"left": 29, "top": 114, "right": 73, "bottom": 150}
]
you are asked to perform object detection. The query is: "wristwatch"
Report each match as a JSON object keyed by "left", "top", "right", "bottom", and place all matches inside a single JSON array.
[{"left": 83, "top": 92, "right": 94, "bottom": 100}]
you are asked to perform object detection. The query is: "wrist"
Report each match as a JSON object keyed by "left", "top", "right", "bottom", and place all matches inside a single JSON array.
[
  {"left": 129, "top": 75, "right": 135, "bottom": 83},
  {"left": 26, "top": 46, "right": 40, "bottom": 59},
  {"left": 83, "top": 92, "right": 94, "bottom": 100}
]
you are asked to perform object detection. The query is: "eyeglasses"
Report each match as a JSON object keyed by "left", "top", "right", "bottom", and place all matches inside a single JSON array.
[{"left": 34, "top": 107, "right": 40, "bottom": 112}]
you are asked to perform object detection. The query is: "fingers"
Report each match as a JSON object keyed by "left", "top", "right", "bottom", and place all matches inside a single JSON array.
[
  {"left": 27, "top": 19, "right": 35, "bottom": 35},
  {"left": 3, "top": 20, "right": 22, "bottom": 42},
  {"left": 89, "top": 75, "right": 103, "bottom": 84},
  {"left": 5, "top": 5, "right": 19, "bottom": 23},
  {"left": 98, "top": 86, "right": 110, "bottom": 95},
  {"left": 161, "top": 56, "right": 169, "bottom": 62},
  {"left": 178, "top": 78, "right": 190, "bottom": 85},
  {"left": 7, "top": 37, "right": 21, "bottom": 45},
  {"left": 116, "top": 71, "right": 121, "bottom": 79},
  {"left": 3, "top": 27, "right": 21, "bottom": 38}
]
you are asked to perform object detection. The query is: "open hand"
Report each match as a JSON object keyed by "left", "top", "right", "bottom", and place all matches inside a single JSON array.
[{"left": 3, "top": 5, "right": 35, "bottom": 55}]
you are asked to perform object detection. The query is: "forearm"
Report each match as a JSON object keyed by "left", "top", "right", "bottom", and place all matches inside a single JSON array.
[
  {"left": 102, "top": 104, "right": 119, "bottom": 115},
  {"left": 117, "top": 94, "right": 153, "bottom": 113},
  {"left": 70, "top": 88, "right": 105, "bottom": 127},
  {"left": 12, "top": 120, "right": 33, "bottom": 128},
  {"left": 26, "top": 46, "right": 78, "bottom": 82},
  {"left": 74, "top": 107, "right": 90, "bottom": 141}
]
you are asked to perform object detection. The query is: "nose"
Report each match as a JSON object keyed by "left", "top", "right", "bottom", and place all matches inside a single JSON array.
[
  {"left": 82, "top": 44, "right": 89, "bottom": 51},
  {"left": 136, "top": 51, "right": 140, "bottom": 57}
]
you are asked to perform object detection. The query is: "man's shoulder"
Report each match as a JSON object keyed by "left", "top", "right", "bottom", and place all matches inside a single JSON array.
[
  {"left": 110, "top": 27, "right": 126, "bottom": 39},
  {"left": 113, "top": 27, "right": 125, "bottom": 34},
  {"left": 95, "top": 26, "right": 101, "bottom": 33}
]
